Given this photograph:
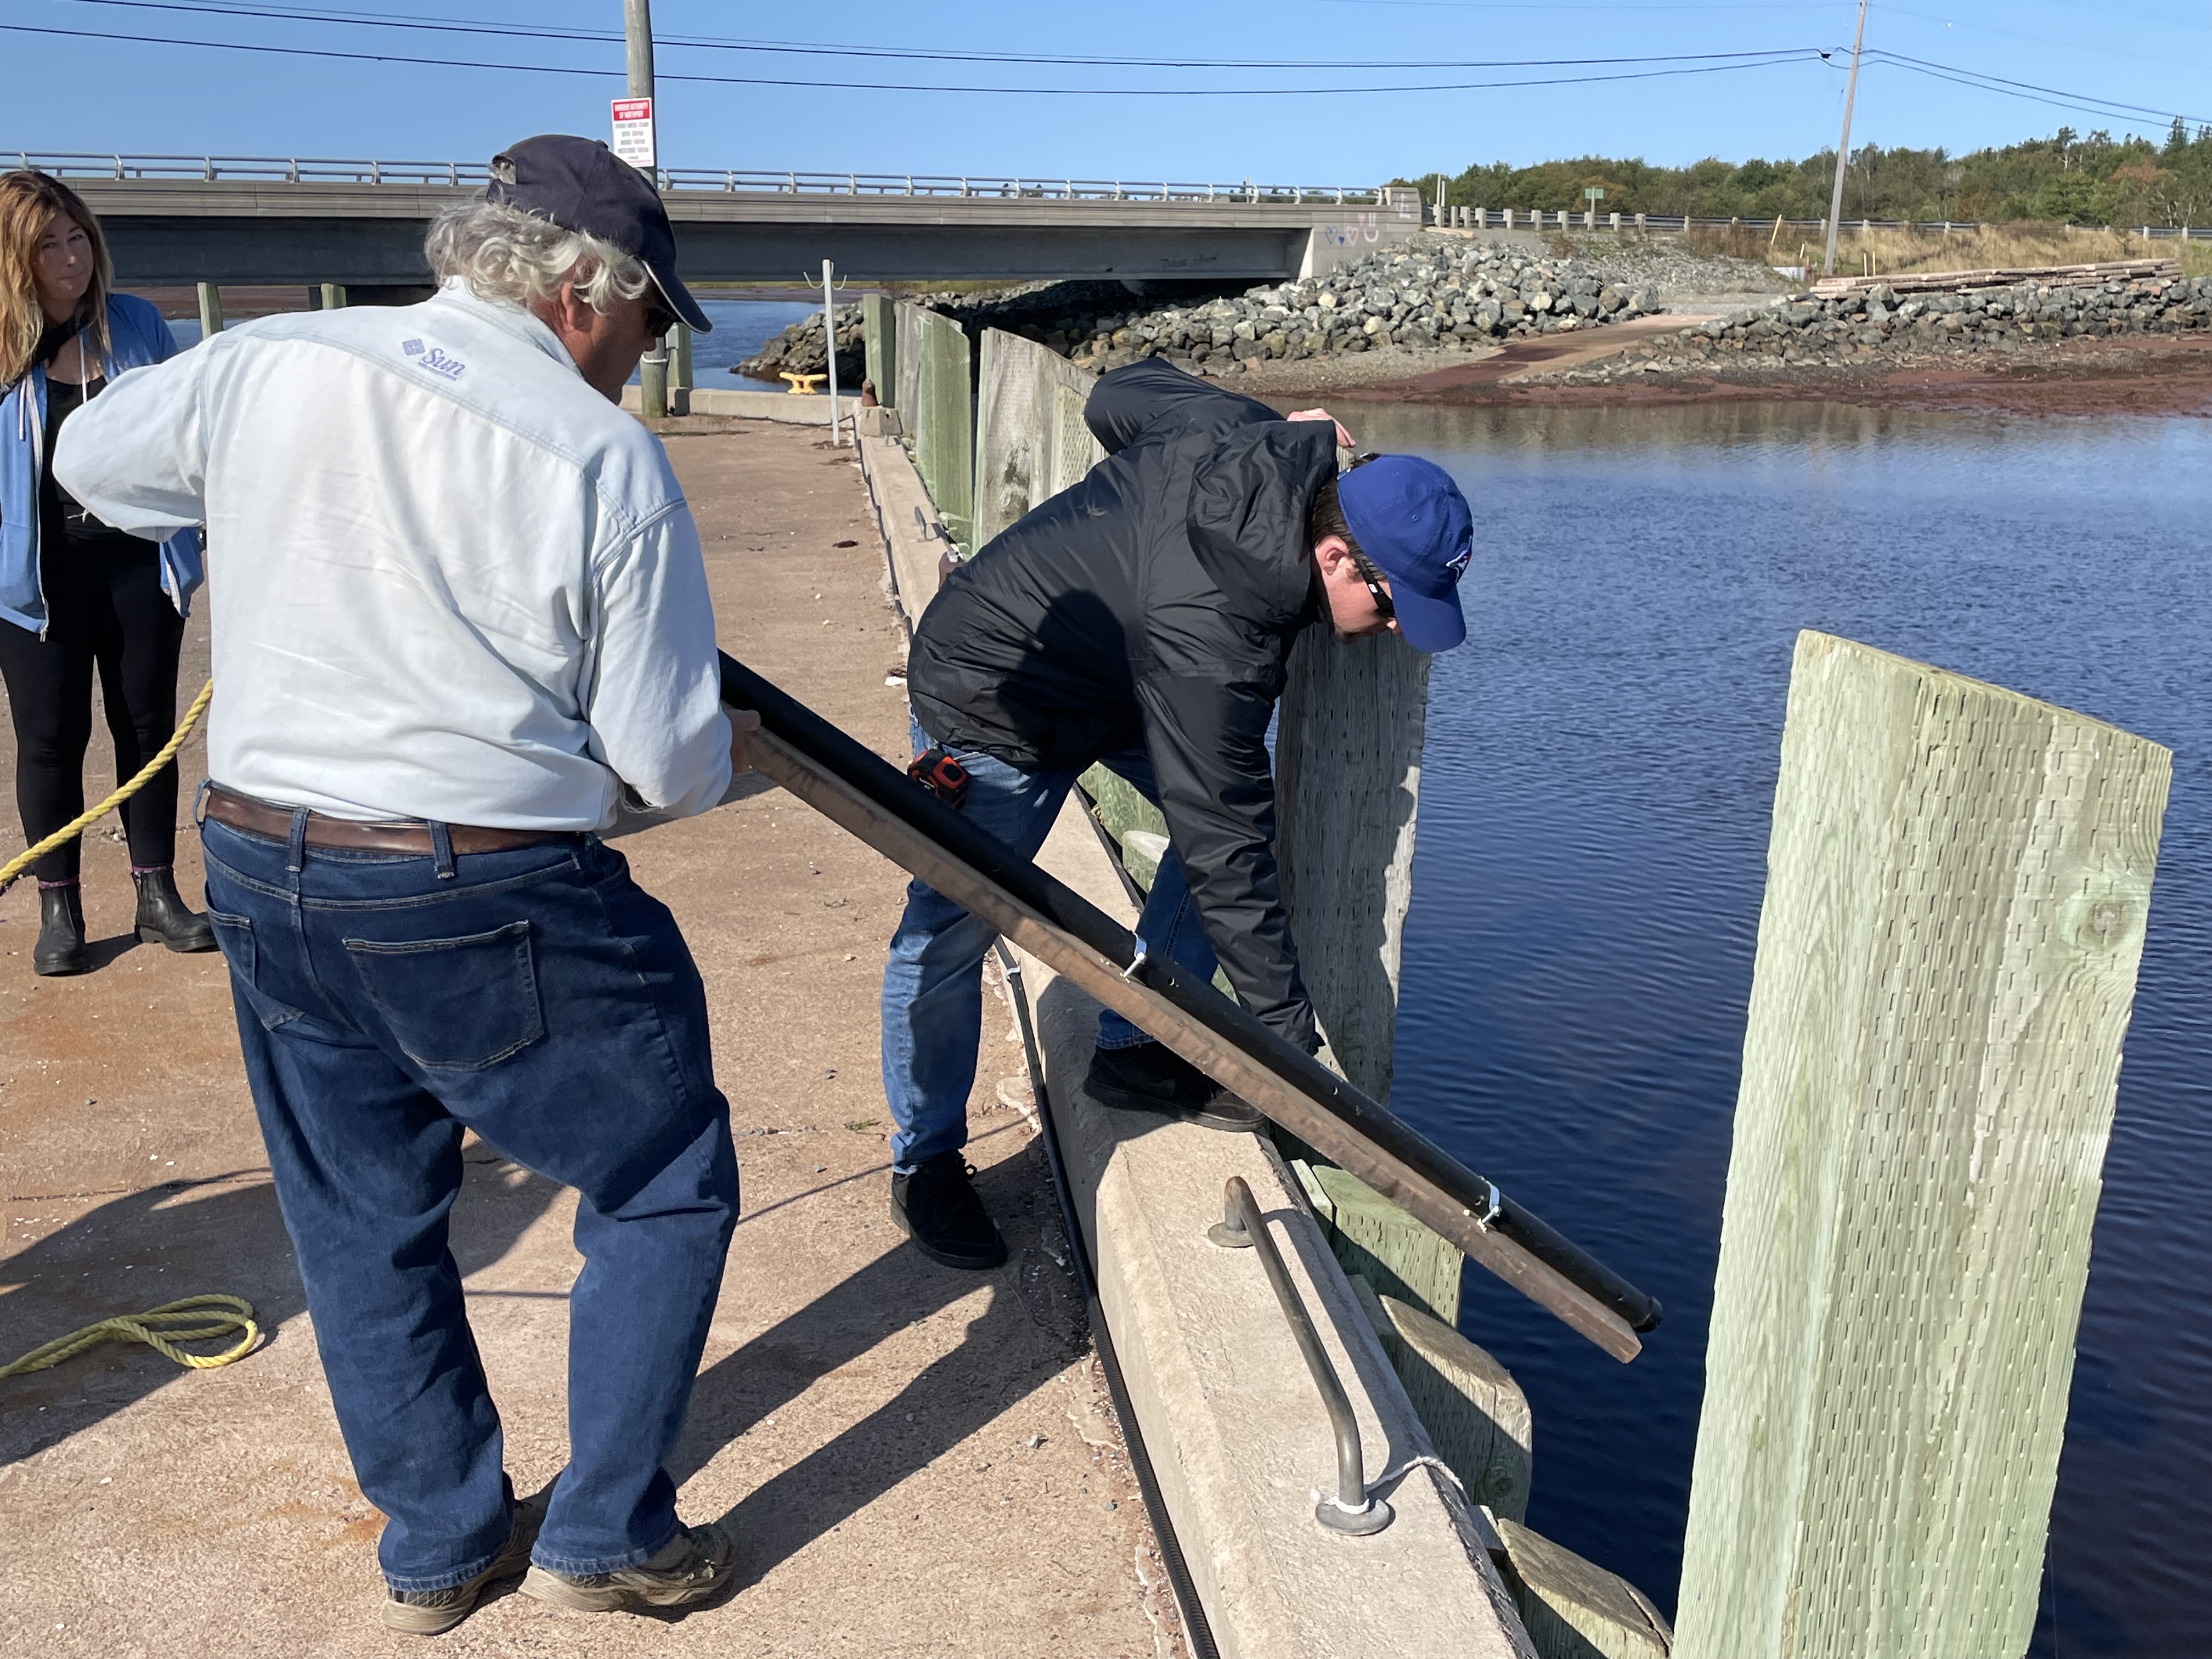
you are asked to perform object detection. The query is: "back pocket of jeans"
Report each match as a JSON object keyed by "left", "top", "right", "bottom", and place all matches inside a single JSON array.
[{"left": 342, "top": 921, "right": 544, "bottom": 1071}]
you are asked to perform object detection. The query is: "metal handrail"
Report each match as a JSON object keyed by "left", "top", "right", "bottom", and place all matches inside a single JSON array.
[
  {"left": 6, "top": 151, "right": 1386, "bottom": 206},
  {"left": 1209, "top": 1176, "right": 1391, "bottom": 1536}
]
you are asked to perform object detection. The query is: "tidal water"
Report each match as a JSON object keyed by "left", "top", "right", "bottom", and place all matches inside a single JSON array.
[{"left": 1359, "top": 400, "right": 2210, "bottom": 1656}]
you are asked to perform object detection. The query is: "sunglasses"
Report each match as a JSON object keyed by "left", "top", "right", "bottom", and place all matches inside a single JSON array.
[
  {"left": 1349, "top": 549, "right": 1395, "bottom": 620},
  {"left": 644, "top": 300, "right": 680, "bottom": 340}
]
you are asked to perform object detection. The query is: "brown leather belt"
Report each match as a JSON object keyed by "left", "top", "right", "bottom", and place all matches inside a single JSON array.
[{"left": 201, "top": 785, "right": 576, "bottom": 856}]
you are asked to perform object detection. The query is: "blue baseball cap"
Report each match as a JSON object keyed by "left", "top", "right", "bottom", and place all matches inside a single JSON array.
[
  {"left": 1335, "top": 455, "right": 1474, "bottom": 652},
  {"left": 486, "top": 134, "right": 712, "bottom": 334}
]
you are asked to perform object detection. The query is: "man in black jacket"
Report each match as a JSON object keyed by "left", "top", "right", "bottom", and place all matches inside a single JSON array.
[{"left": 884, "top": 361, "right": 1473, "bottom": 1268}]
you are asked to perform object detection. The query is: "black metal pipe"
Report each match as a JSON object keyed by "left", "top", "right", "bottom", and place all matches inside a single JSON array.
[{"left": 720, "top": 649, "right": 1662, "bottom": 1335}]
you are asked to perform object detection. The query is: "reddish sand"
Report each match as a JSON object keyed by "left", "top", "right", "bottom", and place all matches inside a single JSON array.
[{"left": 1326, "top": 329, "right": 2212, "bottom": 418}]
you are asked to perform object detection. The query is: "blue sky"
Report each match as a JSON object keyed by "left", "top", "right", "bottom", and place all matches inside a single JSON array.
[{"left": 4, "top": 0, "right": 2210, "bottom": 188}]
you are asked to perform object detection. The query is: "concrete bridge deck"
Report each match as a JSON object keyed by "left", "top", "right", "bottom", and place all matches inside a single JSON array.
[{"left": 53, "top": 170, "right": 1419, "bottom": 287}]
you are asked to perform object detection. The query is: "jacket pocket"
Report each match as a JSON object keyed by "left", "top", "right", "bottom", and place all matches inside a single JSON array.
[{"left": 343, "top": 921, "right": 545, "bottom": 1071}]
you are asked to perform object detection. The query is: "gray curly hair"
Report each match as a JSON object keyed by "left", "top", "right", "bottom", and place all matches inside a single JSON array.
[{"left": 425, "top": 198, "right": 651, "bottom": 314}]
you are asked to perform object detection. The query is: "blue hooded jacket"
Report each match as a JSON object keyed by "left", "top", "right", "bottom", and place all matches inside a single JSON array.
[{"left": 2, "top": 291, "right": 205, "bottom": 635}]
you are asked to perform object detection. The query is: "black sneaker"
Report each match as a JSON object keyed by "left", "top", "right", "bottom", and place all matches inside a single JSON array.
[
  {"left": 1085, "top": 1043, "right": 1263, "bottom": 1132},
  {"left": 890, "top": 1150, "right": 1008, "bottom": 1270}
]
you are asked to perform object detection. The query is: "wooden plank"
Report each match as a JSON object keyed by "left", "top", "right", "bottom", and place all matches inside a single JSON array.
[
  {"left": 1808, "top": 257, "right": 2179, "bottom": 298},
  {"left": 1049, "top": 376, "right": 1103, "bottom": 496},
  {"left": 973, "top": 329, "right": 1046, "bottom": 549},
  {"left": 1674, "top": 630, "right": 2172, "bottom": 1659},
  {"left": 1274, "top": 625, "right": 1431, "bottom": 1104},
  {"left": 911, "top": 308, "right": 974, "bottom": 550},
  {"left": 1306, "top": 1162, "right": 1462, "bottom": 1327},
  {"left": 1498, "top": 1520, "right": 1673, "bottom": 1659},
  {"left": 1377, "top": 1293, "right": 1532, "bottom": 1524},
  {"left": 861, "top": 292, "right": 896, "bottom": 404},
  {"left": 892, "top": 301, "right": 924, "bottom": 422},
  {"left": 738, "top": 721, "right": 1643, "bottom": 1361}
]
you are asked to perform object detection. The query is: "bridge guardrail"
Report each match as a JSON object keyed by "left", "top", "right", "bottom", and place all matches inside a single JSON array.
[{"left": 8, "top": 151, "right": 1387, "bottom": 207}]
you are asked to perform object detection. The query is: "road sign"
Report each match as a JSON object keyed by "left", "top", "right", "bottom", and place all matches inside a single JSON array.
[
  {"left": 1584, "top": 187, "right": 1605, "bottom": 202},
  {"left": 611, "top": 97, "right": 656, "bottom": 171}
]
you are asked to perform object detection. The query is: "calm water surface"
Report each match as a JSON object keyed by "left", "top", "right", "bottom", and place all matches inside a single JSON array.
[{"left": 1357, "top": 400, "right": 2210, "bottom": 1657}]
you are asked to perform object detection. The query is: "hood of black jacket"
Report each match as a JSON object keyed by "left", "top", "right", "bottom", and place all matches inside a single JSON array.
[{"left": 1184, "top": 417, "right": 1340, "bottom": 632}]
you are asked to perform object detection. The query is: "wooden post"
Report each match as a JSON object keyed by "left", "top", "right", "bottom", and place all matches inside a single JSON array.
[
  {"left": 892, "top": 302, "right": 924, "bottom": 421},
  {"left": 195, "top": 281, "right": 223, "bottom": 340},
  {"left": 1273, "top": 625, "right": 1430, "bottom": 1105},
  {"left": 1674, "top": 631, "right": 2171, "bottom": 1659},
  {"left": 861, "top": 292, "right": 896, "bottom": 406},
  {"left": 973, "top": 328, "right": 1103, "bottom": 548},
  {"left": 909, "top": 307, "right": 973, "bottom": 551},
  {"left": 1294, "top": 1158, "right": 1460, "bottom": 1325},
  {"left": 318, "top": 283, "right": 346, "bottom": 311}
]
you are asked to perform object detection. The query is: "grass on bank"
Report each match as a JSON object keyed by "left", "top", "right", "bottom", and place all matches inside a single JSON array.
[{"left": 1684, "top": 222, "right": 2212, "bottom": 282}]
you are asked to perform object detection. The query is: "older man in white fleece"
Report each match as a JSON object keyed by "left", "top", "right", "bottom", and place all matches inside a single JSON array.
[{"left": 54, "top": 136, "right": 757, "bottom": 1635}]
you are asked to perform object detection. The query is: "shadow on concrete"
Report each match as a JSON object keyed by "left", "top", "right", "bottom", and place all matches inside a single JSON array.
[
  {"left": 669, "top": 1134, "right": 1089, "bottom": 1594},
  {"left": 0, "top": 1150, "right": 565, "bottom": 1468}
]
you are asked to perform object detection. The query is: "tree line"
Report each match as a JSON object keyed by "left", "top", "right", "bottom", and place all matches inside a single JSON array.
[{"left": 1402, "top": 122, "right": 2212, "bottom": 227}]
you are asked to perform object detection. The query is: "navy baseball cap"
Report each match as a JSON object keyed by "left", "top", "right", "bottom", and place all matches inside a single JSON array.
[
  {"left": 486, "top": 134, "right": 711, "bottom": 334},
  {"left": 1335, "top": 455, "right": 1474, "bottom": 652}
]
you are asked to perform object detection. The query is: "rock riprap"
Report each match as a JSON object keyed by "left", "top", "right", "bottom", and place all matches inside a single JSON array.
[
  {"left": 734, "top": 239, "right": 1662, "bottom": 382},
  {"left": 737, "top": 303, "right": 867, "bottom": 386},
  {"left": 1583, "top": 271, "right": 2212, "bottom": 381}
]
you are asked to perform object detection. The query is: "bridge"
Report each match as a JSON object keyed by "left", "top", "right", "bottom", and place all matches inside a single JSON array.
[{"left": 18, "top": 154, "right": 1423, "bottom": 288}]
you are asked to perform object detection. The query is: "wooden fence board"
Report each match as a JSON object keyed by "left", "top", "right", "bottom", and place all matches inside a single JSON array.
[
  {"left": 909, "top": 307, "right": 974, "bottom": 550},
  {"left": 861, "top": 293, "right": 896, "bottom": 403},
  {"left": 1674, "top": 630, "right": 2171, "bottom": 1659},
  {"left": 974, "top": 328, "right": 1105, "bottom": 548}
]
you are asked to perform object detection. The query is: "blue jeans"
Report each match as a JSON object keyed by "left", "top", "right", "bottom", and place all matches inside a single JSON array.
[
  {"left": 199, "top": 811, "right": 740, "bottom": 1592},
  {"left": 880, "top": 723, "right": 1220, "bottom": 1172}
]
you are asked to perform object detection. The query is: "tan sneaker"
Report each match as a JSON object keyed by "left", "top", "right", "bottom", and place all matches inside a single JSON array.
[
  {"left": 520, "top": 1520, "right": 735, "bottom": 1613},
  {"left": 380, "top": 1497, "right": 545, "bottom": 1636}
]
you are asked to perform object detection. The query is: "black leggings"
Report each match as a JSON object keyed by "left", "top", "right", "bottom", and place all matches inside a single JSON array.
[{"left": 0, "top": 539, "right": 186, "bottom": 884}]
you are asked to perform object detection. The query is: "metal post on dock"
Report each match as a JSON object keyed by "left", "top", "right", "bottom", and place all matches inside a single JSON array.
[
  {"left": 822, "top": 258, "right": 842, "bottom": 445},
  {"left": 669, "top": 319, "right": 692, "bottom": 415},
  {"left": 195, "top": 280, "right": 223, "bottom": 340},
  {"left": 625, "top": 0, "right": 669, "bottom": 420}
]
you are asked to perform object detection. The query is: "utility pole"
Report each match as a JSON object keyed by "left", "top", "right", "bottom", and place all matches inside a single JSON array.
[
  {"left": 625, "top": 0, "right": 669, "bottom": 419},
  {"left": 1823, "top": 0, "right": 1869, "bottom": 276}
]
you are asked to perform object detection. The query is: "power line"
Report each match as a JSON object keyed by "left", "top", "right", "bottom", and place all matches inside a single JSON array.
[
  {"left": 49, "top": 0, "right": 1827, "bottom": 72},
  {"left": 0, "top": 21, "right": 1830, "bottom": 94},
  {"left": 1865, "top": 49, "right": 2211, "bottom": 129}
]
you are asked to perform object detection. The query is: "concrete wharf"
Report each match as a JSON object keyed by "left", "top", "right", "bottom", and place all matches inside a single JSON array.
[{"left": 0, "top": 422, "right": 1180, "bottom": 1657}]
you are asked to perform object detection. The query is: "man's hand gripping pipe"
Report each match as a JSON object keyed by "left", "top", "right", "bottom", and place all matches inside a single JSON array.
[{"left": 716, "top": 650, "right": 1661, "bottom": 1362}]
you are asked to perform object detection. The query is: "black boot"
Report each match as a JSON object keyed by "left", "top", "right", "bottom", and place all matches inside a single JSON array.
[
  {"left": 134, "top": 867, "right": 216, "bottom": 953},
  {"left": 1086, "top": 1043, "right": 1263, "bottom": 1132},
  {"left": 890, "top": 1150, "right": 1007, "bottom": 1270},
  {"left": 33, "top": 883, "right": 89, "bottom": 977}
]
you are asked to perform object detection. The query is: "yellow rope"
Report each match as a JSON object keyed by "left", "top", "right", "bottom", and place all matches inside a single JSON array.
[
  {"left": 0, "top": 677, "right": 214, "bottom": 898},
  {"left": 1, "top": 1293, "right": 260, "bottom": 1378}
]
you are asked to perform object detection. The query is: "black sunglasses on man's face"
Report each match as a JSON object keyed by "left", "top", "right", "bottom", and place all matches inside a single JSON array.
[
  {"left": 1350, "top": 550, "right": 1395, "bottom": 620},
  {"left": 644, "top": 300, "right": 680, "bottom": 340}
]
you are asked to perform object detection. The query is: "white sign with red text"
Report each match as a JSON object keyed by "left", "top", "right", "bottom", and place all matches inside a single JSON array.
[{"left": 610, "top": 98, "right": 656, "bottom": 172}]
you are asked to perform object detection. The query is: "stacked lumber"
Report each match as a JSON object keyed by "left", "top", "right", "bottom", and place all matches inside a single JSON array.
[{"left": 1811, "top": 258, "right": 2180, "bottom": 298}]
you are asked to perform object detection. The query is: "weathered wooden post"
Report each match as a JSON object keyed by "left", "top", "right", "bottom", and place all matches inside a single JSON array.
[
  {"left": 195, "top": 280, "right": 223, "bottom": 340},
  {"left": 972, "top": 328, "right": 1103, "bottom": 547},
  {"left": 862, "top": 292, "right": 896, "bottom": 405},
  {"left": 907, "top": 307, "right": 973, "bottom": 550},
  {"left": 318, "top": 282, "right": 346, "bottom": 311},
  {"left": 1674, "top": 631, "right": 2171, "bottom": 1659}
]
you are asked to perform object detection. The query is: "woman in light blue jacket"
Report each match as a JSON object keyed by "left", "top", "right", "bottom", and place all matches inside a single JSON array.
[{"left": 1, "top": 170, "right": 210, "bottom": 974}]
